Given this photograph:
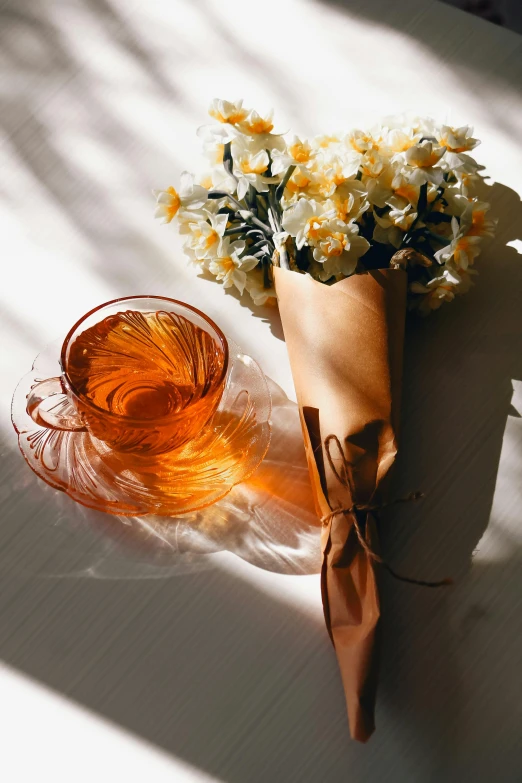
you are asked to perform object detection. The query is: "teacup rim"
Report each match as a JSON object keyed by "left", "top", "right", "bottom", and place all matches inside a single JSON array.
[{"left": 59, "top": 294, "right": 230, "bottom": 425}]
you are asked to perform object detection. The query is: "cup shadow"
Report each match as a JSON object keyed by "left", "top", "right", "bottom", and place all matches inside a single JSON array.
[{"left": 23, "top": 378, "right": 321, "bottom": 581}]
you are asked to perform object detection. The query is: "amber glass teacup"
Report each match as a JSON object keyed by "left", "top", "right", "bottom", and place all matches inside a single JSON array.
[{"left": 27, "top": 296, "right": 229, "bottom": 456}]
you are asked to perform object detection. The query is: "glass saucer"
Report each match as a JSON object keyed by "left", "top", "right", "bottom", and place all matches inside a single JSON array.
[{"left": 12, "top": 339, "right": 271, "bottom": 516}]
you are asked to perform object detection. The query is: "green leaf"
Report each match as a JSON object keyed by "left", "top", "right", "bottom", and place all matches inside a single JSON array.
[{"left": 417, "top": 182, "right": 428, "bottom": 215}]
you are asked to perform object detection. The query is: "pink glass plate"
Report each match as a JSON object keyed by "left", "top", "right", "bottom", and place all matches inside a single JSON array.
[{"left": 12, "top": 339, "right": 271, "bottom": 516}]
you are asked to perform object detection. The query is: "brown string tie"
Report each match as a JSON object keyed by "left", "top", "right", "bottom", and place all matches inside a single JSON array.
[{"left": 322, "top": 435, "right": 452, "bottom": 589}]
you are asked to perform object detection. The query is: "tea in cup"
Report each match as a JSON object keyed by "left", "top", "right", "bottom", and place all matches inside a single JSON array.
[{"left": 27, "top": 296, "right": 229, "bottom": 455}]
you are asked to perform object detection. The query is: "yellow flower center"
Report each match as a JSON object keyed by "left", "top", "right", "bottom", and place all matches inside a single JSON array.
[
  {"left": 288, "top": 143, "right": 311, "bottom": 163},
  {"left": 286, "top": 172, "right": 311, "bottom": 193},
  {"left": 305, "top": 215, "right": 329, "bottom": 241},
  {"left": 361, "top": 154, "right": 383, "bottom": 178},
  {"left": 240, "top": 158, "right": 268, "bottom": 175},
  {"left": 335, "top": 198, "right": 352, "bottom": 220},
  {"left": 410, "top": 149, "right": 442, "bottom": 168},
  {"left": 439, "top": 136, "right": 469, "bottom": 153},
  {"left": 199, "top": 175, "right": 213, "bottom": 189},
  {"left": 454, "top": 238, "right": 471, "bottom": 262},
  {"left": 242, "top": 118, "right": 273, "bottom": 134},
  {"left": 394, "top": 184, "right": 418, "bottom": 202},
  {"left": 349, "top": 135, "right": 369, "bottom": 152},
  {"left": 165, "top": 186, "right": 181, "bottom": 221},
  {"left": 220, "top": 257, "right": 236, "bottom": 273},
  {"left": 349, "top": 133, "right": 380, "bottom": 153},
  {"left": 467, "top": 211, "right": 485, "bottom": 236},
  {"left": 393, "top": 138, "right": 415, "bottom": 153},
  {"left": 320, "top": 231, "right": 346, "bottom": 256},
  {"left": 209, "top": 107, "right": 247, "bottom": 125},
  {"left": 204, "top": 230, "right": 219, "bottom": 249}
]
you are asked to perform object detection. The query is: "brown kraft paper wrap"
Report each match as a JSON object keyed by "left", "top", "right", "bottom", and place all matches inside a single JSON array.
[{"left": 273, "top": 266, "right": 407, "bottom": 743}]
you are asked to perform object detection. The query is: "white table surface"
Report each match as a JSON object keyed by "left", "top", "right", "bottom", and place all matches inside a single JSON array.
[{"left": 1, "top": 0, "right": 522, "bottom": 780}]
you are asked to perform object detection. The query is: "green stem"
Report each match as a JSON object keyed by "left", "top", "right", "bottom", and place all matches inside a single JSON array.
[
  {"left": 426, "top": 229, "right": 449, "bottom": 244},
  {"left": 268, "top": 186, "right": 281, "bottom": 232},
  {"left": 275, "top": 164, "right": 296, "bottom": 200},
  {"left": 401, "top": 187, "right": 443, "bottom": 248},
  {"left": 223, "top": 224, "right": 250, "bottom": 236}
]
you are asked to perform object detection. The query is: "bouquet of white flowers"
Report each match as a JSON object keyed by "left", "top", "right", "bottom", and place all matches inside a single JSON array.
[
  {"left": 154, "top": 98, "right": 495, "bottom": 314},
  {"left": 154, "top": 99, "right": 496, "bottom": 742}
]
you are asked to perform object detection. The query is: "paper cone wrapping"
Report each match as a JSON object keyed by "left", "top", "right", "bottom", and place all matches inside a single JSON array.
[{"left": 274, "top": 266, "right": 407, "bottom": 742}]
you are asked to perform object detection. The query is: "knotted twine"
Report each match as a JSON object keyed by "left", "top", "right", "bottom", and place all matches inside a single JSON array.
[{"left": 321, "top": 435, "right": 452, "bottom": 588}]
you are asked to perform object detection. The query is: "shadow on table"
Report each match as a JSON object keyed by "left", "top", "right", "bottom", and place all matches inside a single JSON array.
[
  {"left": 218, "top": 178, "right": 522, "bottom": 778},
  {"left": 7, "top": 378, "right": 321, "bottom": 580},
  {"left": 376, "top": 178, "right": 522, "bottom": 779},
  {"left": 316, "top": 0, "right": 522, "bottom": 112},
  {"left": 0, "top": 181, "right": 521, "bottom": 782}
]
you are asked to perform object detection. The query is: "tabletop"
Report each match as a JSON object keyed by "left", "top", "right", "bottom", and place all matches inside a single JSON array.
[{"left": 1, "top": 0, "right": 522, "bottom": 781}]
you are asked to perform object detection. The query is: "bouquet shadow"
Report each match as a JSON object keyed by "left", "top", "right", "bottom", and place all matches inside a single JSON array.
[
  {"left": 217, "top": 178, "right": 522, "bottom": 759},
  {"left": 374, "top": 178, "right": 522, "bottom": 759}
]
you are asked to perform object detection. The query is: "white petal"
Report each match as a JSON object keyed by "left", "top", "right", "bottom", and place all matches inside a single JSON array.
[
  {"left": 185, "top": 184, "right": 208, "bottom": 209},
  {"left": 156, "top": 191, "right": 175, "bottom": 205},
  {"left": 212, "top": 213, "right": 229, "bottom": 235},
  {"left": 178, "top": 171, "right": 195, "bottom": 198},
  {"left": 236, "top": 177, "right": 249, "bottom": 200},
  {"left": 231, "top": 269, "right": 247, "bottom": 294},
  {"left": 238, "top": 255, "right": 259, "bottom": 272}
]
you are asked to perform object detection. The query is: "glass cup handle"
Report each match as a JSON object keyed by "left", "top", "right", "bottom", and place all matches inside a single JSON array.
[{"left": 26, "top": 377, "right": 87, "bottom": 432}]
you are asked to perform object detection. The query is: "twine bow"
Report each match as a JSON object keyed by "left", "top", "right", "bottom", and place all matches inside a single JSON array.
[{"left": 321, "top": 435, "right": 452, "bottom": 588}]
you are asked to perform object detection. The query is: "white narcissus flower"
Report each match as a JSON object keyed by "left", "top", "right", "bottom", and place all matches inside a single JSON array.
[
  {"left": 245, "top": 270, "right": 277, "bottom": 306},
  {"left": 240, "top": 109, "right": 274, "bottom": 135},
  {"left": 312, "top": 219, "right": 370, "bottom": 278},
  {"left": 208, "top": 99, "right": 248, "bottom": 126},
  {"left": 404, "top": 141, "right": 446, "bottom": 185},
  {"left": 312, "top": 152, "right": 362, "bottom": 198},
  {"left": 392, "top": 173, "right": 424, "bottom": 205},
  {"left": 153, "top": 172, "right": 208, "bottom": 224},
  {"left": 459, "top": 200, "right": 497, "bottom": 238},
  {"left": 197, "top": 121, "right": 236, "bottom": 148},
  {"left": 372, "top": 221, "right": 403, "bottom": 249},
  {"left": 181, "top": 212, "right": 228, "bottom": 263},
  {"left": 281, "top": 166, "right": 314, "bottom": 202},
  {"left": 332, "top": 180, "right": 369, "bottom": 222},
  {"left": 359, "top": 151, "right": 387, "bottom": 179},
  {"left": 437, "top": 125, "right": 479, "bottom": 154},
  {"left": 410, "top": 267, "right": 462, "bottom": 313},
  {"left": 366, "top": 166, "right": 395, "bottom": 207},
  {"left": 281, "top": 198, "right": 336, "bottom": 249},
  {"left": 435, "top": 216, "right": 483, "bottom": 270},
  {"left": 448, "top": 234, "right": 483, "bottom": 270},
  {"left": 345, "top": 128, "right": 381, "bottom": 154},
  {"left": 201, "top": 164, "right": 237, "bottom": 195},
  {"left": 369, "top": 168, "right": 437, "bottom": 211},
  {"left": 271, "top": 135, "right": 315, "bottom": 175},
  {"left": 207, "top": 239, "right": 258, "bottom": 294},
  {"left": 384, "top": 128, "right": 423, "bottom": 154},
  {"left": 386, "top": 195, "right": 418, "bottom": 231},
  {"left": 232, "top": 140, "right": 271, "bottom": 199}
]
